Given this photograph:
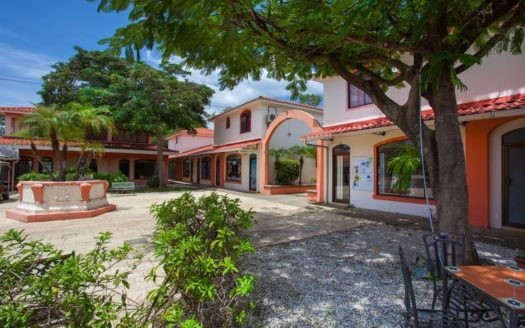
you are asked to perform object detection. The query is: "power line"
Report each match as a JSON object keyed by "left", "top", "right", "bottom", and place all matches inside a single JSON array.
[{"left": 0, "top": 77, "right": 42, "bottom": 85}]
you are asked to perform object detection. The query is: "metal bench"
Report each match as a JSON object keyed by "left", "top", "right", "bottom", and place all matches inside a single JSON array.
[{"left": 110, "top": 181, "right": 136, "bottom": 195}]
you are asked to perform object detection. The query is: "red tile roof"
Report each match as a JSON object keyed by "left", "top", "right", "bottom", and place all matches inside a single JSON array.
[
  {"left": 171, "top": 138, "right": 261, "bottom": 158},
  {"left": 0, "top": 136, "right": 176, "bottom": 153},
  {"left": 166, "top": 127, "right": 214, "bottom": 139},
  {"left": 0, "top": 107, "right": 34, "bottom": 114},
  {"left": 304, "top": 93, "right": 525, "bottom": 139}
]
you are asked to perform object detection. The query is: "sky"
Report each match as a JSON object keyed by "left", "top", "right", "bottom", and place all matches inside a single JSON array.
[{"left": 0, "top": 0, "right": 322, "bottom": 115}]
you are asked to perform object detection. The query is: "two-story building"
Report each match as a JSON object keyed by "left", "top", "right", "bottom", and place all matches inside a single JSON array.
[
  {"left": 169, "top": 96, "right": 324, "bottom": 195},
  {"left": 303, "top": 51, "right": 525, "bottom": 230},
  {"left": 0, "top": 106, "right": 175, "bottom": 188}
]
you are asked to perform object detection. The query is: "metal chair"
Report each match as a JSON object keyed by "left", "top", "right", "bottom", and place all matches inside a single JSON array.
[
  {"left": 423, "top": 232, "right": 466, "bottom": 309},
  {"left": 399, "top": 246, "right": 465, "bottom": 327},
  {"left": 423, "top": 233, "right": 504, "bottom": 326}
]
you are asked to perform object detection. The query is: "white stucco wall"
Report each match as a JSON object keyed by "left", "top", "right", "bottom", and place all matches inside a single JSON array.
[
  {"left": 222, "top": 151, "right": 260, "bottom": 192},
  {"left": 326, "top": 131, "right": 439, "bottom": 218},
  {"left": 322, "top": 51, "right": 525, "bottom": 127},
  {"left": 212, "top": 101, "right": 323, "bottom": 146},
  {"left": 168, "top": 135, "right": 213, "bottom": 153},
  {"left": 268, "top": 119, "right": 318, "bottom": 184}
]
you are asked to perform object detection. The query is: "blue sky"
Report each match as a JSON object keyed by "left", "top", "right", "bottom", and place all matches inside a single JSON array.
[{"left": 0, "top": 1, "right": 321, "bottom": 113}]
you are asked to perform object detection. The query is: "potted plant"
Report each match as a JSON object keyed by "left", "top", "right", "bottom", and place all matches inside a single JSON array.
[{"left": 516, "top": 250, "right": 525, "bottom": 269}]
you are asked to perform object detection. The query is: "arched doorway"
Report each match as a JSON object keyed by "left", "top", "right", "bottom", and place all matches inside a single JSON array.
[
  {"left": 502, "top": 128, "right": 525, "bottom": 228},
  {"left": 261, "top": 109, "right": 324, "bottom": 201},
  {"left": 332, "top": 144, "right": 350, "bottom": 203}
]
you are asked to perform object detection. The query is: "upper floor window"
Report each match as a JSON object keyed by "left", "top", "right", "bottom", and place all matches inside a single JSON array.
[
  {"left": 240, "top": 111, "right": 251, "bottom": 133},
  {"left": 348, "top": 83, "right": 372, "bottom": 108},
  {"left": 226, "top": 117, "right": 230, "bottom": 129},
  {"left": 376, "top": 140, "right": 433, "bottom": 199}
]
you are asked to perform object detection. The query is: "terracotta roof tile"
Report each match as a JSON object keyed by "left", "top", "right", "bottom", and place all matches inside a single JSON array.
[
  {"left": 304, "top": 93, "right": 525, "bottom": 139},
  {"left": 166, "top": 128, "right": 214, "bottom": 139},
  {"left": 0, "top": 107, "right": 34, "bottom": 113},
  {"left": 0, "top": 136, "right": 175, "bottom": 153}
]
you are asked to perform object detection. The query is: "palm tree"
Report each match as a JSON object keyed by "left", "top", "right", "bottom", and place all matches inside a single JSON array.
[
  {"left": 288, "top": 145, "right": 317, "bottom": 185},
  {"left": 18, "top": 103, "right": 113, "bottom": 181},
  {"left": 268, "top": 148, "right": 290, "bottom": 181}
]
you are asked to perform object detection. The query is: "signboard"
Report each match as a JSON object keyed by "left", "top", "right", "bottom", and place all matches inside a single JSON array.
[{"left": 351, "top": 156, "right": 373, "bottom": 191}]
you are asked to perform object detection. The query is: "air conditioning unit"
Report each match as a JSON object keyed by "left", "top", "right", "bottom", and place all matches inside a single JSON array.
[{"left": 266, "top": 113, "right": 277, "bottom": 124}]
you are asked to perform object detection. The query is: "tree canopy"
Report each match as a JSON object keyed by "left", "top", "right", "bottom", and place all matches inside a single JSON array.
[
  {"left": 40, "top": 48, "right": 214, "bottom": 186},
  {"left": 93, "top": 0, "right": 525, "bottom": 262}
]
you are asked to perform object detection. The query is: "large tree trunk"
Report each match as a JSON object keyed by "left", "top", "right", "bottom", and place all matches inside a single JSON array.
[
  {"left": 425, "top": 71, "right": 479, "bottom": 264},
  {"left": 156, "top": 126, "right": 165, "bottom": 188}
]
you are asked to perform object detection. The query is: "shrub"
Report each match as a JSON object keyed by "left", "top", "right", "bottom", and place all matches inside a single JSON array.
[
  {"left": 17, "top": 172, "right": 51, "bottom": 181},
  {"left": 0, "top": 229, "right": 141, "bottom": 327},
  {"left": 140, "top": 192, "right": 256, "bottom": 327},
  {"left": 93, "top": 171, "right": 129, "bottom": 184},
  {"left": 275, "top": 159, "right": 300, "bottom": 185},
  {"left": 147, "top": 175, "right": 160, "bottom": 188}
]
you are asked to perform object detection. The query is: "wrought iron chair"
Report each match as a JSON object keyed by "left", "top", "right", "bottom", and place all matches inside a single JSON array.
[
  {"left": 423, "top": 232, "right": 466, "bottom": 309},
  {"left": 399, "top": 246, "right": 465, "bottom": 327},
  {"left": 423, "top": 233, "right": 504, "bottom": 326}
]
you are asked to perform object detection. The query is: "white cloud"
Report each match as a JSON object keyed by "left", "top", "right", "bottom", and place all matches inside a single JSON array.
[
  {"left": 0, "top": 43, "right": 55, "bottom": 80},
  {"left": 144, "top": 50, "right": 323, "bottom": 117}
]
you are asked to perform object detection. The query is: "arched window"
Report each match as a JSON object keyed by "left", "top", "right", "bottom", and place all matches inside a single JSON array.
[
  {"left": 226, "top": 155, "right": 241, "bottom": 182},
  {"left": 376, "top": 140, "right": 432, "bottom": 199},
  {"left": 226, "top": 117, "right": 231, "bottom": 129},
  {"left": 201, "top": 157, "right": 211, "bottom": 179},
  {"left": 240, "top": 111, "right": 251, "bottom": 133}
]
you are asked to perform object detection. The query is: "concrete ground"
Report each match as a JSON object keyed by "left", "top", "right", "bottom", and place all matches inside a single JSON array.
[{"left": 1, "top": 189, "right": 523, "bottom": 300}]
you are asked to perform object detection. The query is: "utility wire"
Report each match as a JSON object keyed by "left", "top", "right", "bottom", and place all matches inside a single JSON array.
[{"left": 0, "top": 77, "right": 42, "bottom": 85}]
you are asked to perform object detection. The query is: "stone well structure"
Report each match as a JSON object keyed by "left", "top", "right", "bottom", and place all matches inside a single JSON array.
[{"left": 6, "top": 180, "right": 116, "bottom": 223}]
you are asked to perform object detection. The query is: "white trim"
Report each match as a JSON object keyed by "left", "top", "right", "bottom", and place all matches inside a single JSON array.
[{"left": 489, "top": 117, "right": 525, "bottom": 228}]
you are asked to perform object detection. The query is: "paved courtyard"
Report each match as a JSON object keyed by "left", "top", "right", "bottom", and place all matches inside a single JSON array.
[{"left": 0, "top": 190, "right": 521, "bottom": 326}]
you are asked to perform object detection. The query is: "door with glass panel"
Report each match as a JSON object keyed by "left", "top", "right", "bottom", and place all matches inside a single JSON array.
[
  {"left": 332, "top": 144, "right": 350, "bottom": 203},
  {"left": 503, "top": 128, "right": 525, "bottom": 228}
]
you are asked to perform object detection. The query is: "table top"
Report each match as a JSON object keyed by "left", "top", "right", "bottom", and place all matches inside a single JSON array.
[{"left": 445, "top": 265, "right": 525, "bottom": 311}]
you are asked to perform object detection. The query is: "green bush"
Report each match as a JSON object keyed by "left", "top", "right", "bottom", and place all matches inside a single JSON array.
[
  {"left": 275, "top": 159, "right": 300, "bottom": 185},
  {"left": 93, "top": 171, "right": 129, "bottom": 184},
  {"left": 17, "top": 172, "right": 51, "bottom": 181},
  {"left": 140, "top": 192, "right": 256, "bottom": 327},
  {"left": 0, "top": 230, "right": 141, "bottom": 327},
  {"left": 147, "top": 175, "right": 160, "bottom": 188}
]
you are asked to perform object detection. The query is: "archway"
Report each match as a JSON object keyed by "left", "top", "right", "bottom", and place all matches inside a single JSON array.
[{"left": 261, "top": 110, "right": 324, "bottom": 202}]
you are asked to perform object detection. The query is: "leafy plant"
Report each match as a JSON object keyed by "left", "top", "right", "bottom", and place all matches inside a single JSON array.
[
  {"left": 275, "top": 159, "right": 300, "bottom": 185},
  {"left": 288, "top": 145, "right": 317, "bottom": 185},
  {"left": 387, "top": 144, "right": 421, "bottom": 193},
  {"left": 17, "top": 172, "right": 52, "bottom": 181},
  {"left": 0, "top": 229, "right": 142, "bottom": 327},
  {"left": 93, "top": 171, "right": 129, "bottom": 184},
  {"left": 137, "top": 192, "right": 256, "bottom": 327},
  {"left": 147, "top": 175, "right": 160, "bottom": 188},
  {"left": 517, "top": 250, "right": 525, "bottom": 258}
]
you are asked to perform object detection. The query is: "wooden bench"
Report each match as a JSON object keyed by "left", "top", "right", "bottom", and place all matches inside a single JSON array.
[{"left": 110, "top": 181, "right": 136, "bottom": 195}]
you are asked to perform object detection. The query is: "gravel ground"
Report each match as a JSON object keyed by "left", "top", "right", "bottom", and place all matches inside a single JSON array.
[{"left": 242, "top": 223, "right": 517, "bottom": 328}]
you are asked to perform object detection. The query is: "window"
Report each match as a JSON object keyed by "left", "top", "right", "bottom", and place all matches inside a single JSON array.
[
  {"left": 377, "top": 140, "right": 433, "bottom": 199},
  {"left": 226, "top": 117, "right": 230, "bottom": 129},
  {"left": 183, "top": 159, "right": 191, "bottom": 177},
  {"left": 348, "top": 83, "right": 372, "bottom": 108},
  {"left": 226, "top": 155, "right": 241, "bottom": 182},
  {"left": 201, "top": 157, "right": 211, "bottom": 179},
  {"left": 240, "top": 111, "right": 251, "bottom": 133},
  {"left": 38, "top": 157, "right": 53, "bottom": 173},
  {"left": 134, "top": 160, "right": 156, "bottom": 179},
  {"left": 175, "top": 137, "right": 178, "bottom": 144}
]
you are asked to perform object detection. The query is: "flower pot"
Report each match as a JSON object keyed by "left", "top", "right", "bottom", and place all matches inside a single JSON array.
[{"left": 515, "top": 256, "right": 525, "bottom": 269}]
